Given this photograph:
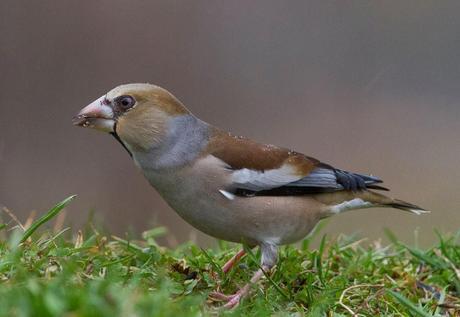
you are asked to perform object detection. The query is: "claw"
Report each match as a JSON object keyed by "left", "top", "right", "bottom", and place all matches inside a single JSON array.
[
  {"left": 208, "top": 260, "right": 270, "bottom": 309},
  {"left": 209, "top": 291, "right": 233, "bottom": 301},
  {"left": 209, "top": 290, "right": 244, "bottom": 309},
  {"left": 223, "top": 292, "right": 243, "bottom": 309}
]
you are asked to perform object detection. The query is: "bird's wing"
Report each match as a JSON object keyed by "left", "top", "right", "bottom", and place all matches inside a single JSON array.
[{"left": 207, "top": 130, "right": 386, "bottom": 197}]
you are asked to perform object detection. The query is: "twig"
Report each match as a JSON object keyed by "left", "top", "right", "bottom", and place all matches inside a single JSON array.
[
  {"left": 434, "top": 249, "right": 460, "bottom": 280},
  {"left": 24, "top": 210, "right": 37, "bottom": 230},
  {"left": 2, "top": 207, "right": 24, "bottom": 231},
  {"left": 339, "top": 283, "right": 384, "bottom": 316},
  {"left": 339, "top": 238, "right": 368, "bottom": 252},
  {"left": 53, "top": 209, "right": 67, "bottom": 233},
  {"left": 74, "top": 230, "right": 84, "bottom": 248}
]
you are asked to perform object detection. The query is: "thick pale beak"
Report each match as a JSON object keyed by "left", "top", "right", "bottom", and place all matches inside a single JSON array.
[{"left": 73, "top": 95, "right": 115, "bottom": 132}]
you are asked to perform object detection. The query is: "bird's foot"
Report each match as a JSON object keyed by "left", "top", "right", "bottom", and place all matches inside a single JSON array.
[
  {"left": 223, "top": 292, "right": 244, "bottom": 309},
  {"left": 209, "top": 263, "right": 269, "bottom": 309},
  {"left": 209, "top": 289, "right": 247, "bottom": 309}
]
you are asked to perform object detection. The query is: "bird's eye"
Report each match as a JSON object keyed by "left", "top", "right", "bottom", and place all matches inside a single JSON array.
[{"left": 118, "top": 95, "right": 135, "bottom": 110}]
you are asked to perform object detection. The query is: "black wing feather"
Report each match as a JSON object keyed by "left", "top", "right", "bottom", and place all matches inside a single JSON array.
[{"left": 233, "top": 163, "right": 387, "bottom": 197}]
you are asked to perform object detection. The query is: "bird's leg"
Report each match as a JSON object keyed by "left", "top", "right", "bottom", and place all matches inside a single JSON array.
[
  {"left": 221, "top": 265, "right": 269, "bottom": 308},
  {"left": 209, "top": 248, "right": 247, "bottom": 300},
  {"left": 210, "top": 242, "right": 278, "bottom": 309},
  {"left": 222, "top": 249, "right": 246, "bottom": 273},
  {"left": 209, "top": 266, "right": 266, "bottom": 302}
]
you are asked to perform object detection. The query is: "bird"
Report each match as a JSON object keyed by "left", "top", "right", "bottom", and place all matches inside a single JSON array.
[{"left": 73, "top": 83, "right": 428, "bottom": 308}]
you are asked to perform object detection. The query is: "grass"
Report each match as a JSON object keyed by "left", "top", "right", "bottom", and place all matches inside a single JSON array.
[{"left": 0, "top": 196, "right": 459, "bottom": 316}]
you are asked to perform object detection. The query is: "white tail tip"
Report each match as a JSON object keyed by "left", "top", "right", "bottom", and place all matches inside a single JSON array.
[{"left": 410, "top": 209, "right": 431, "bottom": 215}]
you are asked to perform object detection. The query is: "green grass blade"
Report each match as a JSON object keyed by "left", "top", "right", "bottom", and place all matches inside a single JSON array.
[
  {"left": 301, "top": 219, "right": 328, "bottom": 250},
  {"left": 316, "top": 234, "right": 327, "bottom": 286},
  {"left": 20, "top": 195, "right": 76, "bottom": 243},
  {"left": 112, "top": 235, "right": 145, "bottom": 252},
  {"left": 243, "top": 244, "right": 291, "bottom": 300},
  {"left": 387, "top": 290, "right": 433, "bottom": 317},
  {"left": 200, "top": 247, "right": 223, "bottom": 276},
  {"left": 383, "top": 227, "right": 400, "bottom": 245},
  {"left": 403, "top": 245, "right": 446, "bottom": 269}
]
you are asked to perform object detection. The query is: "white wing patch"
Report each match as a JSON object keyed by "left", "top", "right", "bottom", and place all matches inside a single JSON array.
[
  {"left": 231, "top": 164, "right": 302, "bottom": 191},
  {"left": 219, "top": 189, "right": 236, "bottom": 200}
]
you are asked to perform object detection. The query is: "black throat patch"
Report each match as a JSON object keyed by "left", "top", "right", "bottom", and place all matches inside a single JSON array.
[{"left": 110, "top": 123, "right": 132, "bottom": 157}]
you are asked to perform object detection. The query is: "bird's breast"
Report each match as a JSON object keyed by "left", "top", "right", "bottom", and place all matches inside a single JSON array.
[
  {"left": 137, "top": 155, "right": 323, "bottom": 245},
  {"left": 140, "top": 156, "right": 245, "bottom": 242}
]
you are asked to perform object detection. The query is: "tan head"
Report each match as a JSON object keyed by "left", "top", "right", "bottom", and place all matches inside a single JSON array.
[{"left": 73, "top": 83, "right": 190, "bottom": 151}]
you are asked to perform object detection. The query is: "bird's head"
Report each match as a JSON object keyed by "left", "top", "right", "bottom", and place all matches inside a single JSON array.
[{"left": 73, "top": 83, "right": 190, "bottom": 151}]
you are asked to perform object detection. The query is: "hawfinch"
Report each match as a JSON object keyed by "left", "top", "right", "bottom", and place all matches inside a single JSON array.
[{"left": 73, "top": 83, "right": 428, "bottom": 308}]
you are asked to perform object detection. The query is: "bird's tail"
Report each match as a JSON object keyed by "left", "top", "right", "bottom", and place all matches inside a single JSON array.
[
  {"left": 383, "top": 198, "right": 430, "bottom": 215},
  {"left": 364, "top": 190, "right": 429, "bottom": 215},
  {"left": 318, "top": 190, "right": 430, "bottom": 216}
]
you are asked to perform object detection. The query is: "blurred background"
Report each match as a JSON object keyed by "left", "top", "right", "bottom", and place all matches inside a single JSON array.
[{"left": 1, "top": 1, "right": 459, "bottom": 247}]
